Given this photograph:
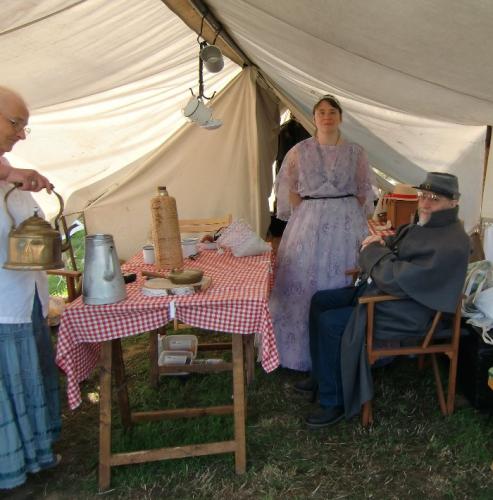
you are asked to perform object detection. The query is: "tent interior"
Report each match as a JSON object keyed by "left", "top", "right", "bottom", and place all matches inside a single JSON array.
[{"left": 3, "top": 0, "right": 493, "bottom": 260}]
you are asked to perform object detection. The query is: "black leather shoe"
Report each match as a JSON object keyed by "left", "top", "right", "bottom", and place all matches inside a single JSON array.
[
  {"left": 292, "top": 378, "right": 317, "bottom": 395},
  {"left": 305, "top": 406, "right": 344, "bottom": 429}
]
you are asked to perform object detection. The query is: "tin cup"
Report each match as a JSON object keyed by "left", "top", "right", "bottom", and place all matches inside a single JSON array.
[
  {"left": 181, "top": 237, "right": 199, "bottom": 258},
  {"left": 142, "top": 244, "right": 155, "bottom": 264}
]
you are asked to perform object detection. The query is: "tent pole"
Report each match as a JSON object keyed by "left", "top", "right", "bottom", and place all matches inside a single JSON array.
[
  {"left": 482, "top": 125, "right": 491, "bottom": 197},
  {"left": 162, "top": 0, "right": 251, "bottom": 67}
]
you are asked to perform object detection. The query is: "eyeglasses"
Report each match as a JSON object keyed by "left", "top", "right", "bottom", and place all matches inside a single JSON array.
[
  {"left": 0, "top": 112, "right": 30, "bottom": 135},
  {"left": 417, "top": 191, "right": 445, "bottom": 202}
]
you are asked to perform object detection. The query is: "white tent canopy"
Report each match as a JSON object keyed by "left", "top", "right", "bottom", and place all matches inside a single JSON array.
[{"left": 2, "top": 0, "right": 492, "bottom": 258}]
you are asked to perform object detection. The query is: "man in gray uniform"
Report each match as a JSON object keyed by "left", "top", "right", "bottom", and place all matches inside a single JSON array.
[{"left": 302, "top": 172, "right": 470, "bottom": 428}]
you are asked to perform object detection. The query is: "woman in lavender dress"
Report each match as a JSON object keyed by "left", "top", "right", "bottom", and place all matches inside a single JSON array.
[{"left": 270, "top": 95, "right": 374, "bottom": 371}]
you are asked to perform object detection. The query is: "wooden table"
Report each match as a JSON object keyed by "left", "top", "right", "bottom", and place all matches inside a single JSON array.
[{"left": 56, "top": 248, "right": 279, "bottom": 490}]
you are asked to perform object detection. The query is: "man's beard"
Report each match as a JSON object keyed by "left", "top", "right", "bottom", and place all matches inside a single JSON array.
[{"left": 418, "top": 210, "right": 431, "bottom": 225}]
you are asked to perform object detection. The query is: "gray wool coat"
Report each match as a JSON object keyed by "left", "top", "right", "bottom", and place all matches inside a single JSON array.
[{"left": 340, "top": 206, "right": 470, "bottom": 418}]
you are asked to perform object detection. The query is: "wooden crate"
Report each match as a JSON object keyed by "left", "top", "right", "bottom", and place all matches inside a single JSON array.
[{"left": 387, "top": 199, "right": 418, "bottom": 228}]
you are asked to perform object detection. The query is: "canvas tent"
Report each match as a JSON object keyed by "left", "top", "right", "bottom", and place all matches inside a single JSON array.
[{"left": 2, "top": 0, "right": 492, "bottom": 259}]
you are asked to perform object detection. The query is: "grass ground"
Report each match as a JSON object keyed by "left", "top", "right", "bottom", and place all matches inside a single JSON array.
[{"left": 2, "top": 328, "right": 493, "bottom": 499}]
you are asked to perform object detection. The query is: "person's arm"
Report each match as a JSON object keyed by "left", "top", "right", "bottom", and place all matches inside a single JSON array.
[
  {"left": 358, "top": 242, "right": 407, "bottom": 296},
  {"left": 275, "top": 146, "right": 300, "bottom": 220},
  {"left": 0, "top": 162, "right": 52, "bottom": 192},
  {"left": 354, "top": 147, "right": 376, "bottom": 214},
  {"left": 289, "top": 190, "right": 302, "bottom": 209}
]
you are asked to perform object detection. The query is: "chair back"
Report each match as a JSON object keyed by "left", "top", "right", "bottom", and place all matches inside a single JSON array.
[{"left": 179, "top": 215, "right": 232, "bottom": 235}]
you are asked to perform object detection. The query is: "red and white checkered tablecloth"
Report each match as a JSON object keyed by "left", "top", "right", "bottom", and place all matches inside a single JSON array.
[
  {"left": 367, "top": 219, "right": 395, "bottom": 238},
  {"left": 56, "top": 249, "right": 279, "bottom": 410}
]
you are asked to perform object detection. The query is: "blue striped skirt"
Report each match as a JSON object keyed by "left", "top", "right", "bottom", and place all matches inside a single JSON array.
[{"left": 0, "top": 291, "right": 61, "bottom": 490}]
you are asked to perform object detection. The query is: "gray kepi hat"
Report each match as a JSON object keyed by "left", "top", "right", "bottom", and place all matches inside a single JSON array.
[{"left": 415, "top": 172, "right": 460, "bottom": 200}]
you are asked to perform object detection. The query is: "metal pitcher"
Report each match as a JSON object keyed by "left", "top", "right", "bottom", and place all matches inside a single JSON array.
[
  {"left": 3, "top": 184, "right": 67, "bottom": 271},
  {"left": 82, "top": 234, "right": 126, "bottom": 305}
]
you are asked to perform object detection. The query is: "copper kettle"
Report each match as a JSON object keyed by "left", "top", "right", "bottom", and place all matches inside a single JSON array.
[{"left": 3, "top": 184, "right": 68, "bottom": 271}]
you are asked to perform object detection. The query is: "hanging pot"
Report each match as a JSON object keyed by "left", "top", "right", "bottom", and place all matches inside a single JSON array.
[{"left": 3, "top": 184, "right": 67, "bottom": 271}]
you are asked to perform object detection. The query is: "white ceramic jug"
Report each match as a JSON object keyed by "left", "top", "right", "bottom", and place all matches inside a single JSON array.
[{"left": 82, "top": 234, "right": 126, "bottom": 305}]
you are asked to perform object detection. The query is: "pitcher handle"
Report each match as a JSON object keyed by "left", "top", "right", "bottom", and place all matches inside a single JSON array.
[{"left": 103, "top": 244, "right": 115, "bottom": 281}]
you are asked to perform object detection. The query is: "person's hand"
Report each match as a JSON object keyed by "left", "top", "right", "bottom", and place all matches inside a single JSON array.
[
  {"left": 360, "top": 234, "right": 385, "bottom": 251},
  {"left": 6, "top": 167, "right": 53, "bottom": 193}
]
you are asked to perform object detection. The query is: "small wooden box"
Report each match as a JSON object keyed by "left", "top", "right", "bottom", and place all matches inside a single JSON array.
[{"left": 387, "top": 199, "right": 418, "bottom": 229}]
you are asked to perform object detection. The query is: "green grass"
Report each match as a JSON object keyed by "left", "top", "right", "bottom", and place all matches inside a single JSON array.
[
  {"left": 17, "top": 234, "right": 493, "bottom": 498},
  {"left": 5, "top": 328, "right": 493, "bottom": 499},
  {"left": 48, "top": 226, "right": 85, "bottom": 296}
]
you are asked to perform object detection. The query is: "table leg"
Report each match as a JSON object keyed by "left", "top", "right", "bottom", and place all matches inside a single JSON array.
[
  {"left": 99, "top": 340, "right": 113, "bottom": 491},
  {"left": 244, "top": 334, "right": 255, "bottom": 385},
  {"left": 112, "top": 339, "right": 132, "bottom": 431},
  {"left": 149, "top": 329, "right": 159, "bottom": 388},
  {"left": 232, "top": 334, "right": 246, "bottom": 474}
]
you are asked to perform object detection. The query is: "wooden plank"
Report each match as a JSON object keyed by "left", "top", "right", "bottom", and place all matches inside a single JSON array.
[
  {"left": 98, "top": 341, "right": 113, "bottom": 492},
  {"left": 369, "top": 345, "right": 454, "bottom": 358},
  {"left": 161, "top": 1, "right": 247, "bottom": 67},
  {"left": 158, "top": 362, "right": 233, "bottom": 374},
  {"left": 197, "top": 342, "right": 232, "bottom": 351},
  {"left": 232, "top": 334, "right": 246, "bottom": 474},
  {"left": 131, "top": 405, "right": 234, "bottom": 422},
  {"left": 110, "top": 441, "right": 237, "bottom": 466}
]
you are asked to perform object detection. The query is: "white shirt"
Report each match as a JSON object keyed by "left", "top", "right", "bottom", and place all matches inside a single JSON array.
[{"left": 0, "top": 159, "right": 49, "bottom": 323}]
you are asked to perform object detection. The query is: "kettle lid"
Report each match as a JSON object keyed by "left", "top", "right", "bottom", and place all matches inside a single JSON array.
[{"left": 12, "top": 209, "right": 60, "bottom": 238}]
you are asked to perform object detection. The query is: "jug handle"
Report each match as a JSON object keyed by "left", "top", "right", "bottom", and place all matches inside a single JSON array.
[
  {"left": 3, "top": 185, "right": 18, "bottom": 230},
  {"left": 103, "top": 244, "right": 115, "bottom": 281}
]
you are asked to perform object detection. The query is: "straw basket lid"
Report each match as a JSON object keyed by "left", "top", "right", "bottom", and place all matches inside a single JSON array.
[{"left": 385, "top": 184, "right": 418, "bottom": 201}]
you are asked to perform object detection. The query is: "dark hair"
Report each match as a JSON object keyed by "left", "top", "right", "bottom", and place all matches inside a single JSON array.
[{"left": 313, "top": 94, "right": 343, "bottom": 116}]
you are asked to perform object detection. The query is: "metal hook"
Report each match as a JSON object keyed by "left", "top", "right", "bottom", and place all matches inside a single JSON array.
[
  {"left": 196, "top": 14, "right": 206, "bottom": 43},
  {"left": 213, "top": 27, "right": 222, "bottom": 45}
]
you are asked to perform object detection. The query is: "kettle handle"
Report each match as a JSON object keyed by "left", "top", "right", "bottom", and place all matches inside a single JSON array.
[
  {"left": 4, "top": 183, "right": 65, "bottom": 232},
  {"left": 3, "top": 185, "right": 18, "bottom": 229},
  {"left": 103, "top": 245, "right": 115, "bottom": 281}
]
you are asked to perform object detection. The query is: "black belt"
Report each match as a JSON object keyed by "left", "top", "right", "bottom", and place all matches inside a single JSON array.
[{"left": 301, "top": 194, "right": 354, "bottom": 200}]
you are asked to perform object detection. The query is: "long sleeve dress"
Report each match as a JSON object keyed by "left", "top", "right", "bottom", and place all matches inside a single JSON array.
[
  {"left": 0, "top": 163, "right": 61, "bottom": 490},
  {"left": 269, "top": 137, "right": 374, "bottom": 371}
]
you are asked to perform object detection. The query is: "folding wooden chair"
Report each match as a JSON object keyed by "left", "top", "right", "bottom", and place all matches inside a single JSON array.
[
  {"left": 46, "top": 215, "right": 82, "bottom": 302},
  {"left": 359, "top": 294, "right": 463, "bottom": 426}
]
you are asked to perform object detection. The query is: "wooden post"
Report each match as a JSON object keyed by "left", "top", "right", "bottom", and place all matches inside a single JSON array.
[
  {"left": 149, "top": 329, "right": 159, "bottom": 388},
  {"left": 99, "top": 341, "right": 113, "bottom": 491},
  {"left": 244, "top": 334, "right": 255, "bottom": 385},
  {"left": 112, "top": 339, "right": 132, "bottom": 430},
  {"left": 232, "top": 334, "right": 246, "bottom": 473}
]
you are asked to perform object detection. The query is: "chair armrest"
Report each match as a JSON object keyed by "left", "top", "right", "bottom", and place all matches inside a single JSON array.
[
  {"left": 345, "top": 267, "right": 360, "bottom": 281},
  {"left": 46, "top": 269, "right": 82, "bottom": 279},
  {"left": 358, "top": 294, "right": 401, "bottom": 304}
]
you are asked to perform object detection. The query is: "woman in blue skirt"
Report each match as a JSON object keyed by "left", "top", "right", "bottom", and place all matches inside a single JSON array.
[{"left": 0, "top": 86, "right": 61, "bottom": 490}]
